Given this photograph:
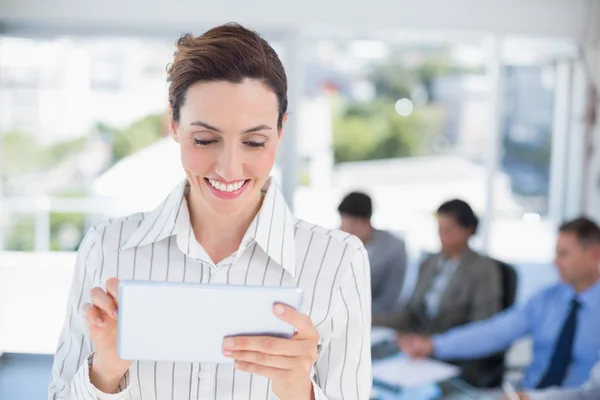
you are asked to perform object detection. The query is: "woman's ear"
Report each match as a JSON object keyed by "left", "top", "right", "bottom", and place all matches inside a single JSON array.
[
  {"left": 278, "top": 113, "right": 289, "bottom": 139},
  {"left": 169, "top": 107, "right": 179, "bottom": 143}
]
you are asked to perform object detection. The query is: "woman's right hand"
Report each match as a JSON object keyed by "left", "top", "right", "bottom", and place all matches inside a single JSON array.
[{"left": 83, "top": 277, "right": 133, "bottom": 393}]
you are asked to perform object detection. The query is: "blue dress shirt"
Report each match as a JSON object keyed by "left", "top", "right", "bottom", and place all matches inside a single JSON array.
[
  {"left": 432, "top": 280, "right": 600, "bottom": 389},
  {"left": 529, "top": 356, "right": 600, "bottom": 400}
]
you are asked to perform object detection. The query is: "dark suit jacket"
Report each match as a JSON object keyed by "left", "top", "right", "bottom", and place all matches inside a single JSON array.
[{"left": 374, "top": 248, "right": 503, "bottom": 386}]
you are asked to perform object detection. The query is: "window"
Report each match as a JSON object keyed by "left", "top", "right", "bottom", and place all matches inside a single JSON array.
[{"left": 0, "top": 35, "right": 173, "bottom": 252}]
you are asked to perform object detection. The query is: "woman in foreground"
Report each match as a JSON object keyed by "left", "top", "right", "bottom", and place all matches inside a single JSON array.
[{"left": 49, "top": 23, "right": 371, "bottom": 400}]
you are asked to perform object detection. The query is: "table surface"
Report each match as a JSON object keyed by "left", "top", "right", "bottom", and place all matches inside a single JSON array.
[
  {"left": 372, "top": 375, "right": 499, "bottom": 400},
  {"left": 370, "top": 338, "right": 498, "bottom": 400}
]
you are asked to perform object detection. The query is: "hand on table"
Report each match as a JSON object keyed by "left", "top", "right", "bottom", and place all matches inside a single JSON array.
[
  {"left": 223, "top": 304, "right": 319, "bottom": 400},
  {"left": 396, "top": 334, "right": 434, "bottom": 359},
  {"left": 501, "top": 393, "right": 529, "bottom": 400}
]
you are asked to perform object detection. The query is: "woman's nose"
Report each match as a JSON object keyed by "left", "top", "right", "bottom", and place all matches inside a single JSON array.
[{"left": 215, "top": 145, "right": 243, "bottom": 181}]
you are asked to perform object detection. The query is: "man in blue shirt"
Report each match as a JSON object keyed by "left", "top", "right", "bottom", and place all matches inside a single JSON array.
[
  {"left": 400, "top": 217, "right": 600, "bottom": 390},
  {"left": 510, "top": 356, "right": 600, "bottom": 399}
]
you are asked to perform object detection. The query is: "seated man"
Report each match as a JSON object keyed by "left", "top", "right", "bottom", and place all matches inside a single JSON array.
[
  {"left": 513, "top": 356, "right": 600, "bottom": 399},
  {"left": 338, "top": 191, "right": 407, "bottom": 316},
  {"left": 400, "top": 217, "right": 600, "bottom": 390}
]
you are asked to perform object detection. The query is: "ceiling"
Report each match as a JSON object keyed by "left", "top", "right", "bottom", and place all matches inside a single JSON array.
[{"left": 0, "top": 0, "right": 597, "bottom": 42}]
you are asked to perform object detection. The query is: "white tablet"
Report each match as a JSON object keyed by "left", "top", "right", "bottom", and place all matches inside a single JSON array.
[{"left": 117, "top": 281, "right": 303, "bottom": 363}]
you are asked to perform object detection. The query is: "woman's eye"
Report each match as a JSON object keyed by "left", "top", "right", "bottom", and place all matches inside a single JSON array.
[
  {"left": 246, "top": 141, "right": 265, "bottom": 148},
  {"left": 193, "top": 138, "right": 216, "bottom": 146}
]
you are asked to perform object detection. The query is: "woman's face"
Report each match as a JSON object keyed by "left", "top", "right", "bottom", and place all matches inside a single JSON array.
[
  {"left": 170, "top": 79, "right": 284, "bottom": 217},
  {"left": 437, "top": 214, "right": 472, "bottom": 255}
]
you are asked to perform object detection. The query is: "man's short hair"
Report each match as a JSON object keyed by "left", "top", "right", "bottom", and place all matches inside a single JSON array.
[
  {"left": 559, "top": 217, "right": 600, "bottom": 247},
  {"left": 338, "top": 192, "right": 372, "bottom": 219}
]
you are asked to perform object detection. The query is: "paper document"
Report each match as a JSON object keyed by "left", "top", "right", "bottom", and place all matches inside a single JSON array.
[{"left": 372, "top": 353, "right": 460, "bottom": 388}]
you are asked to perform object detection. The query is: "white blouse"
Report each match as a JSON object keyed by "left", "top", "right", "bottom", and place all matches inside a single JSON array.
[{"left": 49, "top": 178, "right": 372, "bottom": 400}]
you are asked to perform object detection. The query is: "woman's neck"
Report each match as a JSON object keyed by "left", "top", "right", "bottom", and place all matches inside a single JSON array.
[
  {"left": 187, "top": 189, "right": 264, "bottom": 263},
  {"left": 443, "top": 246, "right": 468, "bottom": 260}
]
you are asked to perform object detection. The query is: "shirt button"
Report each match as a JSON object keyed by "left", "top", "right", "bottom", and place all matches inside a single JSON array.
[{"left": 199, "top": 371, "right": 207, "bottom": 380}]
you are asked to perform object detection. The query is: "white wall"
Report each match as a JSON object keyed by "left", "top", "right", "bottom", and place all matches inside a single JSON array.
[
  {"left": 0, "top": 251, "right": 76, "bottom": 354},
  {"left": 0, "top": 0, "right": 593, "bottom": 39}
]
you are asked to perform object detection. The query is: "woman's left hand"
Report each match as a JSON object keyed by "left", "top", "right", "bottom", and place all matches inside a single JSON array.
[{"left": 222, "top": 304, "right": 319, "bottom": 400}]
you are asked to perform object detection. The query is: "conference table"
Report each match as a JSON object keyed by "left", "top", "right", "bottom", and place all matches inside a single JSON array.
[
  {"left": 371, "top": 375, "right": 498, "bottom": 400},
  {"left": 370, "top": 329, "right": 500, "bottom": 400}
]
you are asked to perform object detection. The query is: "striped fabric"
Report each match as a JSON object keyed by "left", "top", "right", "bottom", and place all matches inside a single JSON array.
[{"left": 48, "top": 178, "right": 372, "bottom": 400}]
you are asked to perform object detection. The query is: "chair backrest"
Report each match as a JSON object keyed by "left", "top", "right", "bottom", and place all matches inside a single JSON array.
[
  {"left": 490, "top": 258, "right": 518, "bottom": 310},
  {"left": 463, "top": 258, "right": 519, "bottom": 388}
]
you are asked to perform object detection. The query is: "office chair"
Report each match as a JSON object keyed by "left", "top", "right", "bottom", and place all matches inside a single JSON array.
[{"left": 472, "top": 258, "right": 518, "bottom": 388}]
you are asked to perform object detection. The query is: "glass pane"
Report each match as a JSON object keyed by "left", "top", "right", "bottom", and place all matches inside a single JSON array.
[
  {"left": 4, "top": 214, "right": 35, "bottom": 251},
  {"left": 295, "top": 34, "right": 489, "bottom": 267},
  {"left": 0, "top": 35, "right": 174, "bottom": 251},
  {"left": 487, "top": 36, "right": 577, "bottom": 302},
  {"left": 0, "top": 35, "right": 178, "bottom": 368}
]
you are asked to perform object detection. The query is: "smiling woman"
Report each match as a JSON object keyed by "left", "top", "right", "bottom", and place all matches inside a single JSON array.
[
  {"left": 48, "top": 23, "right": 372, "bottom": 400},
  {"left": 172, "top": 79, "right": 281, "bottom": 219}
]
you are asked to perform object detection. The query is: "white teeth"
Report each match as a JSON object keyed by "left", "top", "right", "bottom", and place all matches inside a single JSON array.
[{"left": 208, "top": 179, "right": 245, "bottom": 193}]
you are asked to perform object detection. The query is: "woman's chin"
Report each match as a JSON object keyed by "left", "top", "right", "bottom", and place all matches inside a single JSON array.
[
  {"left": 206, "top": 200, "right": 249, "bottom": 218},
  {"left": 203, "top": 190, "right": 261, "bottom": 218}
]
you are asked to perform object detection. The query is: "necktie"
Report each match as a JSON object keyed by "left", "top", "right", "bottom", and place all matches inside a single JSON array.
[{"left": 536, "top": 297, "right": 581, "bottom": 389}]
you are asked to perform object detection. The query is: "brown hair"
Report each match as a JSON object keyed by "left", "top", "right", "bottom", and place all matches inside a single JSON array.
[
  {"left": 167, "top": 23, "right": 288, "bottom": 128},
  {"left": 559, "top": 217, "right": 600, "bottom": 247}
]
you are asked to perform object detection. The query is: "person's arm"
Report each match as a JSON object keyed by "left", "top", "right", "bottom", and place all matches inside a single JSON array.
[
  {"left": 433, "top": 303, "right": 530, "bottom": 361},
  {"left": 312, "top": 246, "right": 372, "bottom": 400},
  {"left": 526, "top": 388, "right": 600, "bottom": 400},
  {"left": 372, "top": 257, "right": 430, "bottom": 330},
  {"left": 371, "top": 305, "right": 410, "bottom": 330},
  {"left": 526, "top": 359, "right": 600, "bottom": 400},
  {"left": 467, "top": 259, "right": 502, "bottom": 322},
  {"left": 48, "top": 227, "right": 130, "bottom": 400},
  {"left": 371, "top": 239, "right": 407, "bottom": 316}
]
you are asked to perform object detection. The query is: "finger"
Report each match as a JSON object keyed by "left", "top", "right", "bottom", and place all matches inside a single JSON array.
[
  {"left": 397, "top": 338, "right": 412, "bottom": 350},
  {"left": 273, "top": 304, "right": 318, "bottom": 339},
  {"left": 408, "top": 336, "right": 421, "bottom": 344},
  {"left": 105, "top": 278, "right": 120, "bottom": 304},
  {"left": 225, "top": 350, "right": 296, "bottom": 369},
  {"left": 83, "top": 303, "right": 104, "bottom": 326},
  {"left": 233, "top": 361, "right": 284, "bottom": 380},
  {"left": 90, "top": 287, "right": 119, "bottom": 320},
  {"left": 223, "top": 336, "right": 311, "bottom": 357}
]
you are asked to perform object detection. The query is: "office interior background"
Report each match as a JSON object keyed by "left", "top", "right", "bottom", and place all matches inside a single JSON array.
[{"left": 0, "top": 0, "right": 599, "bottom": 398}]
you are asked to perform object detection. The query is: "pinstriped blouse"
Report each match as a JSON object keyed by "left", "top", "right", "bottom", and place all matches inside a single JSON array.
[{"left": 49, "top": 178, "right": 372, "bottom": 400}]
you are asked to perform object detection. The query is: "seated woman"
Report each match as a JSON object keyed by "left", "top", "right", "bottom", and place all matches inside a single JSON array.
[{"left": 373, "top": 199, "right": 502, "bottom": 387}]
